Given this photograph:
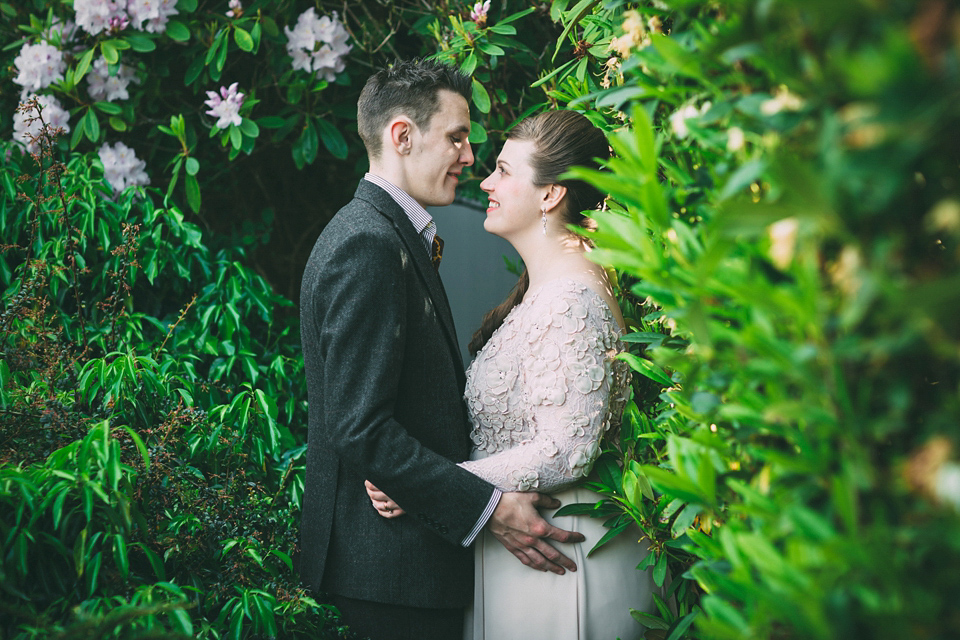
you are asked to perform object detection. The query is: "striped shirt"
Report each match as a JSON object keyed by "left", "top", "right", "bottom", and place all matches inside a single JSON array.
[
  {"left": 362, "top": 173, "right": 502, "bottom": 547},
  {"left": 364, "top": 173, "right": 436, "bottom": 256}
]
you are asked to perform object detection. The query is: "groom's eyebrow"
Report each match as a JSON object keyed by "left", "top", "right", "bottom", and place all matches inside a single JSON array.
[{"left": 450, "top": 124, "right": 470, "bottom": 136}]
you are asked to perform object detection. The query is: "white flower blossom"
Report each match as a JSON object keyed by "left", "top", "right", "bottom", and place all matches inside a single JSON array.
[
  {"left": 127, "top": 0, "right": 179, "bottom": 33},
  {"left": 75, "top": 0, "right": 126, "bottom": 35},
  {"left": 761, "top": 87, "right": 805, "bottom": 115},
  {"left": 226, "top": 0, "right": 243, "bottom": 18},
  {"left": 669, "top": 101, "right": 711, "bottom": 139},
  {"left": 99, "top": 141, "right": 149, "bottom": 194},
  {"left": 13, "top": 95, "right": 71, "bottom": 154},
  {"left": 204, "top": 82, "right": 245, "bottom": 129},
  {"left": 13, "top": 42, "right": 66, "bottom": 93},
  {"left": 726, "top": 126, "right": 745, "bottom": 152},
  {"left": 767, "top": 217, "right": 799, "bottom": 269},
  {"left": 284, "top": 9, "right": 352, "bottom": 82},
  {"left": 87, "top": 57, "right": 139, "bottom": 102}
]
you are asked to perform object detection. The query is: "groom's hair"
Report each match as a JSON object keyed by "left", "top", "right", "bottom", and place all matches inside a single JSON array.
[{"left": 357, "top": 58, "right": 471, "bottom": 159}]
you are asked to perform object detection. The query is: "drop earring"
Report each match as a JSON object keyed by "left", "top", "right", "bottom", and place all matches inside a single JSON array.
[{"left": 541, "top": 207, "right": 547, "bottom": 235}]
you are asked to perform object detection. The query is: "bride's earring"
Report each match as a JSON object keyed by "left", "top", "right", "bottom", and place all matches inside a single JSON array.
[{"left": 541, "top": 207, "right": 547, "bottom": 236}]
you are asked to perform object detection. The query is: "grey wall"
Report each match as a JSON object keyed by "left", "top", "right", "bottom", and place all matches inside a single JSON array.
[{"left": 430, "top": 200, "right": 521, "bottom": 366}]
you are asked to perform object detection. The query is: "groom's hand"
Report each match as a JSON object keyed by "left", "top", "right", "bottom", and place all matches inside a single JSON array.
[{"left": 488, "top": 492, "right": 586, "bottom": 575}]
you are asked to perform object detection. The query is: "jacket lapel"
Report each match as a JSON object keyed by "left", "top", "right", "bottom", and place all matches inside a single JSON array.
[{"left": 354, "top": 181, "right": 466, "bottom": 383}]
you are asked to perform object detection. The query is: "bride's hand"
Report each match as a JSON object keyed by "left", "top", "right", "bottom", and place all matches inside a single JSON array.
[{"left": 365, "top": 480, "right": 405, "bottom": 518}]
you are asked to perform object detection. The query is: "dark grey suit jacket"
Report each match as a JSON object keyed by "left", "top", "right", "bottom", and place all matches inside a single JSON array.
[{"left": 299, "top": 180, "right": 496, "bottom": 608}]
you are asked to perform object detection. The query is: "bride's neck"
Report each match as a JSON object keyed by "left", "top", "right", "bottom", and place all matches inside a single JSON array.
[{"left": 515, "top": 232, "right": 593, "bottom": 293}]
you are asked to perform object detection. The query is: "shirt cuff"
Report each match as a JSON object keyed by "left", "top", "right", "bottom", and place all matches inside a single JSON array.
[{"left": 460, "top": 488, "right": 502, "bottom": 547}]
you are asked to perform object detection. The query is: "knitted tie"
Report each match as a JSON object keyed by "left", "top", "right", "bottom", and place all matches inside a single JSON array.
[{"left": 431, "top": 233, "right": 444, "bottom": 271}]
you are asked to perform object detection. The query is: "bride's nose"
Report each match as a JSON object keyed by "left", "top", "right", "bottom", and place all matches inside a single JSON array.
[{"left": 480, "top": 173, "right": 495, "bottom": 192}]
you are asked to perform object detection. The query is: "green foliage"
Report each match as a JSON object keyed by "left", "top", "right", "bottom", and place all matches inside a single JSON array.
[
  {"left": 0, "top": 113, "right": 342, "bottom": 638},
  {"left": 4, "top": 1, "right": 960, "bottom": 638},
  {"left": 556, "top": 1, "right": 960, "bottom": 638}
]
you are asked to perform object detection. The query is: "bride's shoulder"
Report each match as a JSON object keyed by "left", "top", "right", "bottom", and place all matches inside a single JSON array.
[{"left": 524, "top": 276, "right": 622, "bottom": 328}]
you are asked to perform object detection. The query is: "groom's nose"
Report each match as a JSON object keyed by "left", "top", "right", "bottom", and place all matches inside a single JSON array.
[{"left": 460, "top": 140, "right": 475, "bottom": 167}]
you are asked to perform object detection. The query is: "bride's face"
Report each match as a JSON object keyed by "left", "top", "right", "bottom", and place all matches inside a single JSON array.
[{"left": 479, "top": 139, "right": 546, "bottom": 240}]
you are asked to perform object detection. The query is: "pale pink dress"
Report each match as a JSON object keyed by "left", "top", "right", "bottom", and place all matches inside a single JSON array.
[{"left": 459, "top": 278, "right": 655, "bottom": 640}]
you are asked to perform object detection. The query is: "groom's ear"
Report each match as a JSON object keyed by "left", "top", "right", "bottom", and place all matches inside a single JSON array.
[{"left": 387, "top": 117, "right": 415, "bottom": 156}]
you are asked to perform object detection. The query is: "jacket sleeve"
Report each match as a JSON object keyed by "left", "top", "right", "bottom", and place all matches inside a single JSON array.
[{"left": 308, "top": 226, "right": 495, "bottom": 545}]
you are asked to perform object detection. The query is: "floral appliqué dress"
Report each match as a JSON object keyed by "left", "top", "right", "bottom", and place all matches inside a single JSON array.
[{"left": 460, "top": 278, "right": 655, "bottom": 640}]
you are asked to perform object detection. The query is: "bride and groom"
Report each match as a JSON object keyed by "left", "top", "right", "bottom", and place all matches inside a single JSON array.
[{"left": 299, "top": 59, "right": 653, "bottom": 640}]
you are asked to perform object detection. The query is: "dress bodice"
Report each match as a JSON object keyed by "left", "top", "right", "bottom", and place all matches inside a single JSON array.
[{"left": 459, "top": 278, "right": 629, "bottom": 492}]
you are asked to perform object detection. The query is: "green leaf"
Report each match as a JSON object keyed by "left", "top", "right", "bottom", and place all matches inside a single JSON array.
[
  {"left": 461, "top": 51, "right": 479, "bottom": 77},
  {"left": 553, "top": 0, "right": 599, "bottom": 61},
  {"left": 109, "top": 116, "right": 127, "bottom": 132},
  {"left": 125, "top": 33, "right": 156, "bottom": 52},
  {"left": 631, "top": 611, "right": 670, "bottom": 630},
  {"left": 618, "top": 352, "right": 673, "bottom": 386},
  {"left": 185, "top": 173, "right": 201, "bottom": 213},
  {"left": 185, "top": 157, "right": 200, "bottom": 176},
  {"left": 166, "top": 20, "right": 190, "bottom": 42},
  {"left": 316, "top": 118, "right": 347, "bottom": 159},
  {"left": 468, "top": 121, "right": 487, "bottom": 144},
  {"left": 588, "top": 519, "right": 630, "bottom": 556},
  {"left": 101, "top": 40, "right": 119, "bottom": 64},
  {"left": 472, "top": 78, "right": 491, "bottom": 114},
  {"left": 75, "top": 48, "right": 95, "bottom": 82},
  {"left": 93, "top": 101, "right": 122, "bottom": 115},
  {"left": 83, "top": 109, "right": 100, "bottom": 142},
  {"left": 177, "top": 0, "right": 198, "bottom": 11},
  {"left": 229, "top": 125, "right": 242, "bottom": 149},
  {"left": 234, "top": 27, "right": 254, "bottom": 52},
  {"left": 185, "top": 55, "right": 205, "bottom": 85},
  {"left": 653, "top": 550, "right": 668, "bottom": 586},
  {"left": 488, "top": 23, "right": 517, "bottom": 35},
  {"left": 665, "top": 612, "right": 698, "bottom": 640},
  {"left": 476, "top": 41, "right": 505, "bottom": 56},
  {"left": 299, "top": 120, "right": 319, "bottom": 164},
  {"left": 719, "top": 159, "right": 768, "bottom": 201},
  {"left": 239, "top": 117, "right": 259, "bottom": 138}
]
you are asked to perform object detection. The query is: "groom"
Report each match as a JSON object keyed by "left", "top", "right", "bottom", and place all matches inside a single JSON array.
[{"left": 298, "top": 59, "right": 585, "bottom": 640}]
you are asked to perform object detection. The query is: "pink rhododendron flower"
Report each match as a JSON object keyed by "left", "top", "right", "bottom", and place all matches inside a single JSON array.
[
  {"left": 87, "top": 57, "right": 140, "bottom": 102},
  {"left": 13, "top": 42, "right": 66, "bottom": 93},
  {"left": 75, "top": 0, "right": 126, "bottom": 35},
  {"left": 204, "top": 82, "right": 245, "bottom": 129},
  {"left": 99, "top": 141, "right": 149, "bottom": 194},
  {"left": 470, "top": 0, "right": 491, "bottom": 25},
  {"left": 127, "top": 0, "right": 178, "bottom": 33},
  {"left": 284, "top": 9, "right": 352, "bottom": 82}
]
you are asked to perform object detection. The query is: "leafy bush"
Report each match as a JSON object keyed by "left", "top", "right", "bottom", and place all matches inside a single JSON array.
[
  {"left": 566, "top": 1, "right": 960, "bottom": 638},
  {"left": 0, "top": 109, "right": 341, "bottom": 638}
]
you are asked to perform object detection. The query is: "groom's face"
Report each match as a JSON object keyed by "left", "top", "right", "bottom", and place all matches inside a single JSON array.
[{"left": 405, "top": 90, "right": 474, "bottom": 208}]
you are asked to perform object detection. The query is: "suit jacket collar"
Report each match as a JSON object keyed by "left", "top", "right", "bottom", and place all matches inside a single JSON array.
[{"left": 353, "top": 180, "right": 466, "bottom": 382}]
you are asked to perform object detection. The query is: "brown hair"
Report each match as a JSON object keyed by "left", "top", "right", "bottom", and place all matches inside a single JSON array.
[
  {"left": 357, "top": 59, "right": 471, "bottom": 158},
  {"left": 467, "top": 110, "right": 610, "bottom": 355}
]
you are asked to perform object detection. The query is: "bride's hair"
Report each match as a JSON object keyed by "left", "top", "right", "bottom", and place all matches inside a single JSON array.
[{"left": 468, "top": 110, "right": 610, "bottom": 356}]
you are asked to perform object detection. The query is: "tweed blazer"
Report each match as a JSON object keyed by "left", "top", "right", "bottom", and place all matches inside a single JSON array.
[{"left": 298, "top": 180, "right": 496, "bottom": 608}]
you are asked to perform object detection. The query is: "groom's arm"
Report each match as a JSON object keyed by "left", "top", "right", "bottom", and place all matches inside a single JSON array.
[
  {"left": 488, "top": 493, "right": 586, "bottom": 575},
  {"left": 312, "top": 225, "right": 496, "bottom": 544}
]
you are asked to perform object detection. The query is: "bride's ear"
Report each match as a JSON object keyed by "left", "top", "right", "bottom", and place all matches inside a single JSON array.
[{"left": 541, "top": 184, "right": 567, "bottom": 214}]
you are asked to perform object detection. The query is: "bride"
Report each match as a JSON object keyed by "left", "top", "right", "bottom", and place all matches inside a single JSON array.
[{"left": 369, "top": 109, "right": 654, "bottom": 639}]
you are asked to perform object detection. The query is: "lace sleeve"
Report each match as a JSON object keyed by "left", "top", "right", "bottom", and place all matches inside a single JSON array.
[{"left": 459, "top": 286, "right": 628, "bottom": 493}]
